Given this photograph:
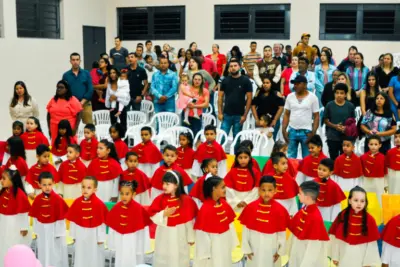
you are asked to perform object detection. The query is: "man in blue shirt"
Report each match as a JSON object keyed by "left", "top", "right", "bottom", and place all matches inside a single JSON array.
[
  {"left": 150, "top": 56, "right": 178, "bottom": 113},
  {"left": 62, "top": 52, "right": 94, "bottom": 124}
]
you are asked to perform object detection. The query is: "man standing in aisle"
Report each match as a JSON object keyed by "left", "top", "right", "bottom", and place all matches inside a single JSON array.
[
  {"left": 109, "top": 36, "right": 129, "bottom": 70},
  {"left": 62, "top": 52, "right": 93, "bottom": 124}
]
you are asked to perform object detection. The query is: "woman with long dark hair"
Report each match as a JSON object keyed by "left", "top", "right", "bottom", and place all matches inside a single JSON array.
[
  {"left": 9, "top": 81, "right": 39, "bottom": 125},
  {"left": 360, "top": 72, "right": 380, "bottom": 116},
  {"left": 226, "top": 46, "right": 243, "bottom": 63},
  {"left": 91, "top": 57, "right": 110, "bottom": 111}
]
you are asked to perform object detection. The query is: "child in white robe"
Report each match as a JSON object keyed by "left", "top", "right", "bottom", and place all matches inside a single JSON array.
[
  {"left": 224, "top": 147, "right": 261, "bottom": 213},
  {"left": 28, "top": 171, "right": 69, "bottom": 267},
  {"left": 106, "top": 180, "right": 152, "bottom": 267},
  {"left": 381, "top": 213, "right": 400, "bottom": 266},
  {"left": 239, "top": 176, "right": 290, "bottom": 267},
  {"left": 385, "top": 129, "right": 400, "bottom": 194},
  {"left": 288, "top": 180, "right": 329, "bottom": 267},
  {"left": 0, "top": 166, "right": 31, "bottom": 267},
  {"left": 193, "top": 175, "right": 239, "bottom": 267},
  {"left": 328, "top": 186, "right": 381, "bottom": 267},
  {"left": 66, "top": 176, "right": 108, "bottom": 267},
  {"left": 149, "top": 170, "right": 198, "bottom": 267}
]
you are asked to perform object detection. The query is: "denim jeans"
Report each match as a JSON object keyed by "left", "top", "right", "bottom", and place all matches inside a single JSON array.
[
  {"left": 273, "top": 119, "right": 281, "bottom": 141},
  {"left": 221, "top": 114, "right": 243, "bottom": 140},
  {"left": 287, "top": 128, "right": 311, "bottom": 159},
  {"left": 182, "top": 113, "right": 202, "bottom": 138},
  {"left": 154, "top": 98, "right": 175, "bottom": 113}
]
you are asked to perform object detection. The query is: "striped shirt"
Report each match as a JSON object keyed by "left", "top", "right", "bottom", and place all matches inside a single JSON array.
[{"left": 243, "top": 52, "right": 262, "bottom": 73}]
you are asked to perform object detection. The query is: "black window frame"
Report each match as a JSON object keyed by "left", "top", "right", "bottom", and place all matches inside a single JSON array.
[
  {"left": 117, "top": 6, "right": 185, "bottom": 41},
  {"left": 16, "top": 0, "right": 60, "bottom": 39},
  {"left": 214, "top": 4, "right": 291, "bottom": 40},
  {"left": 320, "top": 4, "right": 400, "bottom": 41}
]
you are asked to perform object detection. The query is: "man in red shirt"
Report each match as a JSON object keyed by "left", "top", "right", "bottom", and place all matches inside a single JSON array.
[{"left": 194, "top": 50, "right": 217, "bottom": 78}]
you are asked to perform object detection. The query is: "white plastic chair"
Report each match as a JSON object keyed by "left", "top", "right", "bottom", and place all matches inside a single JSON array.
[
  {"left": 93, "top": 110, "right": 111, "bottom": 125},
  {"left": 204, "top": 104, "right": 213, "bottom": 115},
  {"left": 229, "top": 130, "right": 268, "bottom": 156},
  {"left": 140, "top": 100, "right": 155, "bottom": 122},
  {"left": 76, "top": 123, "right": 86, "bottom": 142},
  {"left": 202, "top": 113, "right": 217, "bottom": 127},
  {"left": 124, "top": 124, "right": 156, "bottom": 147},
  {"left": 155, "top": 126, "right": 194, "bottom": 148},
  {"left": 126, "top": 111, "right": 147, "bottom": 128},
  {"left": 149, "top": 112, "right": 180, "bottom": 134},
  {"left": 193, "top": 128, "right": 228, "bottom": 151},
  {"left": 243, "top": 112, "right": 256, "bottom": 130},
  {"left": 213, "top": 91, "right": 222, "bottom": 128},
  {"left": 96, "top": 124, "right": 111, "bottom": 141},
  {"left": 355, "top": 106, "right": 362, "bottom": 123}
]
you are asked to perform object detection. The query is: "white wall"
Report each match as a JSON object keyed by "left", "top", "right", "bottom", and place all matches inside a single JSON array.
[
  {"left": 107, "top": 0, "right": 400, "bottom": 68},
  {"left": 0, "top": 0, "right": 106, "bottom": 139}
]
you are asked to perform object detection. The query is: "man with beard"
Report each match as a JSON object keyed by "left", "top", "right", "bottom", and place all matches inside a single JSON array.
[
  {"left": 337, "top": 46, "right": 358, "bottom": 72},
  {"left": 218, "top": 59, "right": 253, "bottom": 139},
  {"left": 253, "top": 45, "right": 282, "bottom": 91},
  {"left": 289, "top": 57, "right": 316, "bottom": 93}
]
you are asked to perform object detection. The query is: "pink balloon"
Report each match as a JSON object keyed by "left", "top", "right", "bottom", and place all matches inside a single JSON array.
[{"left": 3, "top": 245, "right": 42, "bottom": 267}]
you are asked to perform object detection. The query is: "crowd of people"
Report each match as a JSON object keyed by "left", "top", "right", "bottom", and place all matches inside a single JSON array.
[{"left": 2, "top": 32, "right": 400, "bottom": 267}]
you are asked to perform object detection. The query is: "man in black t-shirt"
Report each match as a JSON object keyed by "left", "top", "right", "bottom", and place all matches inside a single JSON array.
[
  {"left": 127, "top": 52, "right": 148, "bottom": 111},
  {"left": 218, "top": 59, "right": 253, "bottom": 139}
]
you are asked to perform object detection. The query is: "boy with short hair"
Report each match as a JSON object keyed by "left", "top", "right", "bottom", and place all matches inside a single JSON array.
[
  {"left": 239, "top": 176, "right": 290, "bottom": 267},
  {"left": 58, "top": 144, "right": 87, "bottom": 199},
  {"left": 192, "top": 125, "right": 227, "bottom": 178},
  {"left": 385, "top": 129, "right": 400, "bottom": 194},
  {"left": 266, "top": 152, "right": 298, "bottom": 216},
  {"left": 334, "top": 137, "right": 363, "bottom": 191},
  {"left": 150, "top": 145, "right": 193, "bottom": 201},
  {"left": 29, "top": 172, "right": 69, "bottom": 267},
  {"left": 66, "top": 176, "right": 108, "bottom": 267},
  {"left": 288, "top": 181, "right": 329, "bottom": 267},
  {"left": 360, "top": 135, "right": 386, "bottom": 207},
  {"left": 296, "top": 135, "right": 327, "bottom": 185},
  {"left": 79, "top": 124, "right": 98, "bottom": 167},
  {"left": 313, "top": 158, "right": 346, "bottom": 222},
  {"left": 130, "top": 126, "right": 162, "bottom": 178}
]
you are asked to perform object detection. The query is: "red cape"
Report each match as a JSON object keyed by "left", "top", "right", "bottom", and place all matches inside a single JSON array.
[
  {"left": 58, "top": 159, "right": 87, "bottom": 184},
  {"left": 334, "top": 152, "right": 363, "bottom": 178},
  {"left": 79, "top": 137, "right": 98, "bottom": 161},
  {"left": 360, "top": 151, "right": 387, "bottom": 177},
  {"left": 189, "top": 174, "right": 207, "bottom": 202},
  {"left": 130, "top": 141, "right": 162, "bottom": 164},
  {"left": 121, "top": 168, "right": 151, "bottom": 194},
  {"left": 87, "top": 158, "right": 122, "bottom": 182},
  {"left": 314, "top": 177, "right": 346, "bottom": 207},
  {"left": 0, "top": 187, "right": 30, "bottom": 215},
  {"left": 298, "top": 153, "right": 327, "bottom": 177},
  {"left": 106, "top": 199, "right": 152, "bottom": 234},
  {"left": 224, "top": 167, "right": 261, "bottom": 192},
  {"left": 194, "top": 140, "right": 227, "bottom": 162},
  {"left": 176, "top": 146, "right": 195, "bottom": 170},
  {"left": 5, "top": 156, "right": 29, "bottom": 177},
  {"left": 329, "top": 209, "right": 380, "bottom": 245},
  {"left": 194, "top": 198, "right": 235, "bottom": 234},
  {"left": 149, "top": 194, "right": 197, "bottom": 227},
  {"left": 382, "top": 214, "right": 400, "bottom": 248},
  {"left": 51, "top": 137, "right": 76, "bottom": 157},
  {"left": 66, "top": 194, "right": 108, "bottom": 228},
  {"left": 151, "top": 163, "right": 193, "bottom": 190},
  {"left": 289, "top": 204, "right": 329, "bottom": 241},
  {"left": 114, "top": 139, "right": 129, "bottom": 160},
  {"left": 29, "top": 190, "right": 69, "bottom": 223},
  {"left": 262, "top": 158, "right": 297, "bottom": 177},
  {"left": 21, "top": 131, "right": 49, "bottom": 150},
  {"left": 252, "top": 158, "right": 261, "bottom": 173},
  {"left": 266, "top": 171, "right": 298, "bottom": 199},
  {"left": 386, "top": 147, "right": 400, "bottom": 171},
  {"left": 26, "top": 163, "right": 59, "bottom": 189},
  {"left": 239, "top": 198, "right": 290, "bottom": 234}
]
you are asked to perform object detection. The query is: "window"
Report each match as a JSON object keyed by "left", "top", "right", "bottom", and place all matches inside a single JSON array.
[
  {"left": 16, "top": 0, "right": 60, "bottom": 39},
  {"left": 320, "top": 4, "right": 400, "bottom": 41},
  {"left": 214, "top": 4, "right": 291, "bottom": 40},
  {"left": 117, "top": 6, "right": 185, "bottom": 40}
]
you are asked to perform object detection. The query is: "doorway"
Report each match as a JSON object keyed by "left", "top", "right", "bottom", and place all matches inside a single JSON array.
[{"left": 82, "top": 26, "right": 106, "bottom": 70}]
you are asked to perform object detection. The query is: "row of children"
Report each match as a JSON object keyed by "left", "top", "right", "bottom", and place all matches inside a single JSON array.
[{"left": 2, "top": 162, "right": 400, "bottom": 267}]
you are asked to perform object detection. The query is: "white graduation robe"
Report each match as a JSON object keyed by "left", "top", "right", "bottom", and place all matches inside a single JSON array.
[
  {"left": 330, "top": 236, "right": 381, "bottom": 267},
  {"left": 226, "top": 187, "right": 258, "bottom": 213},
  {"left": 69, "top": 222, "right": 106, "bottom": 267},
  {"left": 334, "top": 175, "right": 361, "bottom": 192},
  {"left": 387, "top": 168, "right": 400, "bottom": 194},
  {"left": 58, "top": 183, "right": 81, "bottom": 199},
  {"left": 193, "top": 223, "right": 239, "bottom": 267},
  {"left": 97, "top": 177, "right": 119, "bottom": 202},
  {"left": 381, "top": 241, "right": 400, "bottom": 266},
  {"left": 151, "top": 210, "right": 195, "bottom": 267},
  {"left": 33, "top": 218, "right": 68, "bottom": 267},
  {"left": 151, "top": 187, "right": 188, "bottom": 203},
  {"left": 135, "top": 191, "right": 151, "bottom": 206},
  {"left": 107, "top": 227, "right": 150, "bottom": 267},
  {"left": 191, "top": 160, "right": 227, "bottom": 178},
  {"left": 288, "top": 235, "right": 328, "bottom": 267},
  {"left": 139, "top": 163, "right": 158, "bottom": 178},
  {"left": 275, "top": 197, "right": 298, "bottom": 216},
  {"left": 1, "top": 152, "right": 10, "bottom": 166},
  {"left": 52, "top": 154, "right": 67, "bottom": 170},
  {"left": 241, "top": 226, "right": 285, "bottom": 267},
  {"left": 362, "top": 176, "right": 384, "bottom": 207},
  {"left": 318, "top": 204, "right": 342, "bottom": 223},
  {"left": 0, "top": 213, "right": 31, "bottom": 267}
]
